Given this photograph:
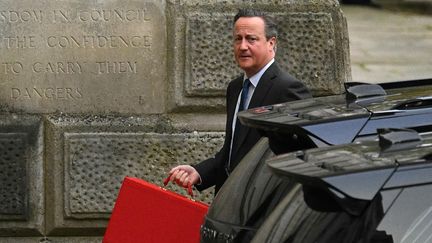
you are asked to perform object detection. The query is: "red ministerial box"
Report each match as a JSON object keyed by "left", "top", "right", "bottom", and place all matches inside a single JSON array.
[{"left": 103, "top": 177, "right": 209, "bottom": 243}]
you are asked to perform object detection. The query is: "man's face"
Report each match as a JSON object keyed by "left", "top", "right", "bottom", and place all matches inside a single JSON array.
[{"left": 233, "top": 16, "right": 276, "bottom": 77}]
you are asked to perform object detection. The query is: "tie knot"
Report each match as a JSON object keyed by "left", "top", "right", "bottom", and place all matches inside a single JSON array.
[{"left": 243, "top": 79, "right": 251, "bottom": 89}]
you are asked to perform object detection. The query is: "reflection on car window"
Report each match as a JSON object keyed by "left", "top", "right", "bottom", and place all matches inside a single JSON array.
[
  {"left": 402, "top": 206, "right": 432, "bottom": 243},
  {"left": 253, "top": 186, "right": 392, "bottom": 243},
  {"left": 253, "top": 180, "right": 432, "bottom": 243},
  {"left": 378, "top": 184, "right": 432, "bottom": 243},
  {"left": 288, "top": 186, "right": 391, "bottom": 243}
]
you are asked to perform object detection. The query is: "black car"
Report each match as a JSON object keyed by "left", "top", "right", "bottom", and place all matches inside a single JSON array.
[
  {"left": 252, "top": 128, "right": 432, "bottom": 243},
  {"left": 200, "top": 79, "right": 432, "bottom": 243},
  {"left": 239, "top": 79, "right": 432, "bottom": 153}
]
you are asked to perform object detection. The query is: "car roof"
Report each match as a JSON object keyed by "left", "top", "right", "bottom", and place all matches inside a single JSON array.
[
  {"left": 238, "top": 78, "right": 432, "bottom": 145},
  {"left": 266, "top": 129, "right": 432, "bottom": 215}
]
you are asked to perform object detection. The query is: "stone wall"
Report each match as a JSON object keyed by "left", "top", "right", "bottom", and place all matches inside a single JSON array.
[{"left": 0, "top": 0, "right": 350, "bottom": 241}]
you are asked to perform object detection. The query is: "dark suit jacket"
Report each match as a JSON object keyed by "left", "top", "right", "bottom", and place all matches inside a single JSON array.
[{"left": 194, "top": 62, "right": 312, "bottom": 194}]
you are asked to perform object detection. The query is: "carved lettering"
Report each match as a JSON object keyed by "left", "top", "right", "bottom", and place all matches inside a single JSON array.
[
  {"left": 0, "top": 8, "right": 151, "bottom": 24},
  {"left": 139, "top": 95, "right": 146, "bottom": 105},
  {"left": 2, "top": 62, "right": 23, "bottom": 74},
  {"left": 10, "top": 87, "right": 83, "bottom": 100},
  {"left": 0, "top": 36, "right": 37, "bottom": 49},
  {"left": 0, "top": 10, "right": 43, "bottom": 23},
  {"left": 1, "top": 4, "right": 161, "bottom": 112},
  {"left": 32, "top": 62, "right": 82, "bottom": 74},
  {"left": 11, "top": 88, "right": 21, "bottom": 99},
  {"left": 50, "top": 8, "right": 151, "bottom": 23},
  {"left": 46, "top": 35, "right": 151, "bottom": 48},
  {"left": 52, "top": 9, "right": 72, "bottom": 23},
  {"left": 96, "top": 61, "right": 137, "bottom": 74},
  {"left": 77, "top": 9, "right": 150, "bottom": 22}
]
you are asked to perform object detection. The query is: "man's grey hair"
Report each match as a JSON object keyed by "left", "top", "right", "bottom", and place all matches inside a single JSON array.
[{"left": 233, "top": 9, "right": 278, "bottom": 40}]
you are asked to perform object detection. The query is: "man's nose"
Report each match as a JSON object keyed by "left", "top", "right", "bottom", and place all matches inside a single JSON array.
[{"left": 239, "top": 39, "right": 248, "bottom": 50}]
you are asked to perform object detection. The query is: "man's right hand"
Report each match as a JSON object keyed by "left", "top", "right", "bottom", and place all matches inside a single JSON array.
[{"left": 164, "top": 165, "right": 201, "bottom": 196}]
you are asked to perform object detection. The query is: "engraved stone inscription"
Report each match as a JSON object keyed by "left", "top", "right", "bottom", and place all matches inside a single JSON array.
[
  {"left": 0, "top": 1, "right": 166, "bottom": 113},
  {"left": 10, "top": 87, "right": 83, "bottom": 100}
]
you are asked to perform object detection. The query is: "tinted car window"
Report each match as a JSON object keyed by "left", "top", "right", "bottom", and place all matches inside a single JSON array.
[
  {"left": 253, "top": 184, "right": 432, "bottom": 243},
  {"left": 378, "top": 184, "right": 432, "bottom": 243},
  {"left": 252, "top": 186, "right": 390, "bottom": 243},
  {"left": 359, "top": 110, "right": 432, "bottom": 137}
]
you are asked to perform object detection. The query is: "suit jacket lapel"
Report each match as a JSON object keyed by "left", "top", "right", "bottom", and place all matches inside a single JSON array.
[
  {"left": 227, "top": 77, "right": 243, "bottom": 126},
  {"left": 231, "top": 63, "right": 279, "bottom": 161},
  {"left": 248, "top": 63, "right": 279, "bottom": 109}
]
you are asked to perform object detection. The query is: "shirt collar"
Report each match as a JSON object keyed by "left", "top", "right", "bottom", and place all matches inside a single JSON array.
[{"left": 243, "top": 58, "right": 275, "bottom": 88}]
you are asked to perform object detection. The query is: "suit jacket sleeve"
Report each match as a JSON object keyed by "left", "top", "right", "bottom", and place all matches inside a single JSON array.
[{"left": 192, "top": 80, "right": 239, "bottom": 191}]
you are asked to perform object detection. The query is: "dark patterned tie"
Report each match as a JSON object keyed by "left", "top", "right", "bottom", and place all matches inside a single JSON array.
[
  {"left": 228, "top": 79, "right": 251, "bottom": 173},
  {"left": 239, "top": 79, "right": 251, "bottom": 111}
]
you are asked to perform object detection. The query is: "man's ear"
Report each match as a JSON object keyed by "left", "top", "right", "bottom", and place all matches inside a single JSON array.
[{"left": 268, "top": 37, "right": 276, "bottom": 51}]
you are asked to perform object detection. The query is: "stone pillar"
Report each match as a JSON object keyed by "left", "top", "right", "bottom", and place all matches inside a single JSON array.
[{"left": 0, "top": 0, "right": 350, "bottom": 241}]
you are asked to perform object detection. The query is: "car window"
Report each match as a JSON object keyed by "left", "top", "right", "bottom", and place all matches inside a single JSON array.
[
  {"left": 378, "top": 184, "right": 432, "bottom": 243},
  {"left": 252, "top": 185, "right": 390, "bottom": 243},
  {"left": 253, "top": 183, "right": 432, "bottom": 243},
  {"left": 360, "top": 111, "right": 432, "bottom": 136}
]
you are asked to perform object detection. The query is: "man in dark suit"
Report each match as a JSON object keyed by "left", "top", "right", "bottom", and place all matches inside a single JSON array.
[{"left": 166, "top": 9, "right": 311, "bottom": 195}]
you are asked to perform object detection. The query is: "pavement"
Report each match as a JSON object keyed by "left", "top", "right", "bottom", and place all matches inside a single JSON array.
[{"left": 341, "top": 4, "right": 432, "bottom": 83}]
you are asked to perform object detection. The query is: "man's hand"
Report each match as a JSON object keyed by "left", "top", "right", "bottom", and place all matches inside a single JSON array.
[{"left": 164, "top": 165, "right": 201, "bottom": 196}]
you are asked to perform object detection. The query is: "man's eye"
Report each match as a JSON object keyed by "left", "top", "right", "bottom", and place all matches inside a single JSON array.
[
  {"left": 247, "top": 37, "right": 257, "bottom": 43},
  {"left": 234, "top": 37, "right": 242, "bottom": 42}
]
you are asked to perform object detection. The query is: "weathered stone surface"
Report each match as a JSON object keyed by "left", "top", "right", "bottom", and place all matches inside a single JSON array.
[
  {"left": 0, "top": 133, "right": 27, "bottom": 218},
  {"left": 0, "top": 0, "right": 166, "bottom": 114},
  {"left": 0, "top": 236, "right": 102, "bottom": 243},
  {"left": 44, "top": 114, "right": 223, "bottom": 235},
  {"left": 64, "top": 132, "right": 222, "bottom": 217},
  {"left": 168, "top": 0, "right": 350, "bottom": 111},
  {"left": 0, "top": 114, "right": 43, "bottom": 236}
]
